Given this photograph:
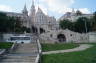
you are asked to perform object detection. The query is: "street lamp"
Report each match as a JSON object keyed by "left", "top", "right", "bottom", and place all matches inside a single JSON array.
[
  {"left": 37, "top": 23, "right": 40, "bottom": 42},
  {"left": 83, "top": 18, "right": 89, "bottom": 42},
  {"left": 84, "top": 20, "right": 87, "bottom": 33},
  {"left": 83, "top": 18, "right": 87, "bottom": 33}
]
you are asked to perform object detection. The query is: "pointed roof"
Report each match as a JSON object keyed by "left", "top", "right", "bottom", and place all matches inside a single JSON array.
[
  {"left": 32, "top": 0, "right": 34, "bottom": 5},
  {"left": 31, "top": 0, "right": 35, "bottom": 9},
  {"left": 22, "top": 3, "right": 28, "bottom": 16},
  {"left": 37, "top": 7, "right": 43, "bottom": 13},
  {"left": 30, "top": 0, "right": 36, "bottom": 16},
  {"left": 72, "top": 8, "right": 75, "bottom": 13},
  {"left": 30, "top": 0, "right": 35, "bottom": 13},
  {"left": 22, "top": 3, "right": 28, "bottom": 13}
]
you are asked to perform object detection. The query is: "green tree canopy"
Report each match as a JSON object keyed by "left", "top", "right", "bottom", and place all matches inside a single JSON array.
[
  {"left": 76, "top": 10, "right": 82, "bottom": 16},
  {"left": 59, "top": 19, "right": 74, "bottom": 31},
  {"left": 91, "top": 12, "right": 96, "bottom": 31},
  {"left": 59, "top": 17, "right": 91, "bottom": 33},
  {"left": 0, "top": 12, "right": 30, "bottom": 33},
  {"left": 0, "top": 12, "right": 9, "bottom": 32},
  {"left": 74, "top": 17, "right": 91, "bottom": 33}
]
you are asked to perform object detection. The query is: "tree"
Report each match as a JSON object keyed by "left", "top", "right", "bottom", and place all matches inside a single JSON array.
[
  {"left": 74, "top": 17, "right": 91, "bottom": 33},
  {"left": 7, "top": 17, "right": 16, "bottom": 32},
  {"left": 91, "top": 11, "right": 96, "bottom": 31},
  {"left": 59, "top": 19, "right": 74, "bottom": 31},
  {"left": 0, "top": 12, "right": 9, "bottom": 32},
  {"left": 76, "top": 10, "right": 82, "bottom": 16},
  {"left": 21, "top": 26, "right": 31, "bottom": 33},
  {"left": 13, "top": 17, "right": 22, "bottom": 33},
  {"left": 0, "top": 12, "right": 30, "bottom": 33}
]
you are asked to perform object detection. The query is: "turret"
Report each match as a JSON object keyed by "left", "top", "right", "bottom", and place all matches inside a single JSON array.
[
  {"left": 30, "top": 0, "right": 35, "bottom": 16},
  {"left": 29, "top": 0, "right": 36, "bottom": 26},
  {"left": 22, "top": 4, "right": 28, "bottom": 16},
  {"left": 71, "top": 8, "right": 75, "bottom": 16}
]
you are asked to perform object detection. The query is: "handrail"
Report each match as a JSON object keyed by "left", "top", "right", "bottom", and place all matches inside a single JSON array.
[
  {"left": 37, "top": 39, "right": 42, "bottom": 53},
  {"left": 0, "top": 49, "right": 6, "bottom": 55},
  {"left": 9, "top": 42, "right": 17, "bottom": 53},
  {"left": 35, "top": 39, "right": 42, "bottom": 63},
  {"left": 35, "top": 54, "right": 40, "bottom": 63}
]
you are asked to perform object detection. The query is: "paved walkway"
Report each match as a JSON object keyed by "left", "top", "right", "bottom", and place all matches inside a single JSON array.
[
  {"left": 0, "top": 43, "right": 38, "bottom": 63},
  {"left": 42, "top": 44, "right": 93, "bottom": 55}
]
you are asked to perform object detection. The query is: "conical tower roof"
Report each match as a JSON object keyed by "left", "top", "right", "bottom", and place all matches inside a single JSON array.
[
  {"left": 37, "top": 7, "right": 43, "bottom": 13},
  {"left": 22, "top": 4, "right": 28, "bottom": 15}
]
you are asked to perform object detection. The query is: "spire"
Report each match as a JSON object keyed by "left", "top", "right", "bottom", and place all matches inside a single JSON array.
[
  {"left": 24, "top": 4, "right": 27, "bottom": 11},
  {"left": 32, "top": 0, "right": 34, "bottom": 5},
  {"left": 72, "top": 8, "right": 75, "bottom": 13},
  {"left": 37, "top": 7, "right": 43, "bottom": 13},
  {"left": 71, "top": 8, "right": 75, "bottom": 16},
  {"left": 38, "top": 0, "right": 39, "bottom": 8},
  {"left": 29, "top": 0, "right": 36, "bottom": 23},
  {"left": 22, "top": 3, "right": 28, "bottom": 16},
  {"left": 31, "top": 0, "right": 35, "bottom": 10}
]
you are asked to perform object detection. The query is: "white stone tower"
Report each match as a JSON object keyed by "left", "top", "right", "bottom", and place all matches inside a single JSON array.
[
  {"left": 22, "top": 4, "right": 28, "bottom": 16},
  {"left": 71, "top": 8, "right": 75, "bottom": 16},
  {"left": 30, "top": 0, "right": 36, "bottom": 25}
]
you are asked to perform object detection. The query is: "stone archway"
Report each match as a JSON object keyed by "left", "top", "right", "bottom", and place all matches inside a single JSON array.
[
  {"left": 31, "top": 26, "right": 38, "bottom": 33},
  {"left": 57, "top": 34, "right": 66, "bottom": 42},
  {"left": 31, "top": 26, "right": 45, "bottom": 34},
  {"left": 40, "top": 28, "right": 45, "bottom": 34}
]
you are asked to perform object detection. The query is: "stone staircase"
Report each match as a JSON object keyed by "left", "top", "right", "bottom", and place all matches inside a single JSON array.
[
  {"left": 13, "top": 43, "right": 38, "bottom": 54},
  {"left": 0, "top": 43, "right": 38, "bottom": 63}
]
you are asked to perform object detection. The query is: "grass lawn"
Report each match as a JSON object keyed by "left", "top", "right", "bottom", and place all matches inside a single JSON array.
[
  {"left": 0, "top": 42, "right": 13, "bottom": 49},
  {"left": 41, "top": 43, "right": 79, "bottom": 52},
  {"left": 42, "top": 43, "right": 96, "bottom": 63}
]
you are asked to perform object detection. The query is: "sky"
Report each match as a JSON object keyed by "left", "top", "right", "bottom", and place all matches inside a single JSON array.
[{"left": 0, "top": 0, "right": 96, "bottom": 19}]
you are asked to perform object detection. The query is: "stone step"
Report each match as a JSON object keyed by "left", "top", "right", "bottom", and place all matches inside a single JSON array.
[
  {"left": 15, "top": 49, "right": 38, "bottom": 51},
  {"left": 0, "top": 43, "right": 38, "bottom": 63},
  {"left": 14, "top": 50, "right": 38, "bottom": 53},
  {"left": 16, "top": 49, "right": 37, "bottom": 51},
  {"left": 5, "top": 56, "right": 36, "bottom": 59},
  {"left": 17, "top": 44, "right": 37, "bottom": 46},
  {"left": 2, "top": 58, "right": 35, "bottom": 62},
  {"left": 7, "top": 53, "right": 37, "bottom": 56},
  {"left": 15, "top": 48, "right": 37, "bottom": 50},
  {"left": 1, "top": 55, "right": 36, "bottom": 63},
  {"left": 18, "top": 45, "right": 37, "bottom": 48},
  {"left": 0, "top": 62, "right": 35, "bottom": 63}
]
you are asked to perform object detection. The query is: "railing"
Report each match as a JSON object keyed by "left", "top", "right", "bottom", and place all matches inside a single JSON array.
[
  {"left": 35, "top": 39, "right": 42, "bottom": 63},
  {"left": 35, "top": 54, "right": 40, "bottom": 63},
  {"left": 0, "top": 42, "right": 17, "bottom": 59},
  {"left": 0, "top": 42, "right": 17, "bottom": 55},
  {"left": 9, "top": 42, "right": 18, "bottom": 53},
  {"left": 0, "top": 49, "right": 6, "bottom": 59},
  {"left": 0, "top": 49, "right": 6, "bottom": 55}
]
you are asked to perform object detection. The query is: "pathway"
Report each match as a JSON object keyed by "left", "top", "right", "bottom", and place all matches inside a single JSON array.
[
  {"left": 43, "top": 44, "right": 93, "bottom": 55},
  {"left": 0, "top": 43, "right": 38, "bottom": 63}
]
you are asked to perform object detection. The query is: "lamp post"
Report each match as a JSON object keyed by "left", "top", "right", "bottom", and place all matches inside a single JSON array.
[
  {"left": 83, "top": 18, "right": 89, "bottom": 42},
  {"left": 85, "top": 20, "right": 87, "bottom": 33},
  {"left": 37, "top": 24, "right": 40, "bottom": 42},
  {"left": 14, "top": 21, "right": 16, "bottom": 34},
  {"left": 83, "top": 18, "right": 87, "bottom": 33}
]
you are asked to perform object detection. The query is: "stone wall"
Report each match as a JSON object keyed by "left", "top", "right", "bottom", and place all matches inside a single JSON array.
[
  {"left": 40, "top": 29, "right": 90, "bottom": 43},
  {"left": 0, "top": 34, "right": 4, "bottom": 42}
]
